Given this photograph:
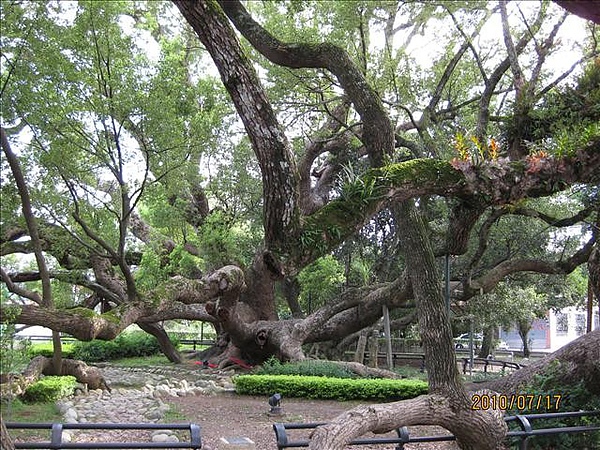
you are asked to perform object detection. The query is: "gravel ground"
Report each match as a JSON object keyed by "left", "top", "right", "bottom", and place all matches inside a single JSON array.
[
  {"left": 9, "top": 363, "right": 460, "bottom": 449},
  {"left": 171, "top": 392, "right": 460, "bottom": 450}
]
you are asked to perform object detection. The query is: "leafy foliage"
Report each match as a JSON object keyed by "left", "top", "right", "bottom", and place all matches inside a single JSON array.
[
  {"left": 0, "top": 290, "right": 29, "bottom": 375},
  {"left": 297, "top": 256, "right": 345, "bottom": 312},
  {"left": 500, "top": 58, "right": 600, "bottom": 159}
]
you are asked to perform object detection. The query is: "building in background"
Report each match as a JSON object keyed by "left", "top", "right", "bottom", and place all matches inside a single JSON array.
[{"left": 499, "top": 306, "right": 599, "bottom": 352}]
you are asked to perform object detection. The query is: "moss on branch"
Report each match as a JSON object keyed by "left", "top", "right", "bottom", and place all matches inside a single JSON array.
[{"left": 298, "top": 159, "right": 462, "bottom": 259}]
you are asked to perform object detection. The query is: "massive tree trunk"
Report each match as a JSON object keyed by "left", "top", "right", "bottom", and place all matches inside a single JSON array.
[
  {"left": 517, "top": 320, "right": 532, "bottom": 358},
  {"left": 479, "top": 327, "right": 495, "bottom": 358}
]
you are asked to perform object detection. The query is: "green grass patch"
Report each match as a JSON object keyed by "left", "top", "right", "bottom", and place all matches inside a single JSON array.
[
  {"left": 27, "top": 342, "right": 75, "bottom": 359},
  {"left": 234, "top": 374, "right": 428, "bottom": 401},
  {"left": 2, "top": 398, "right": 61, "bottom": 422},
  {"left": 392, "top": 365, "right": 428, "bottom": 381},
  {"left": 163, "top": 404, "right": 190, "bottom": 422},
  {"left": 2, "top": 398, "right": 62, "bottom": 442}
]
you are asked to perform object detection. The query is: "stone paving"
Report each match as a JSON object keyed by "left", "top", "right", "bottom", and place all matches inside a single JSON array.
[{"left": 54, "top": 364, "right": 235, "bottom": 446}]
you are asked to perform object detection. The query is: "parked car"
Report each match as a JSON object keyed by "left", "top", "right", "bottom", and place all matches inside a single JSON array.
[
  {"left": 453, "top": 333, "right": 483, "bottom": 349},
  {"left": 495, "top": 340, "right": 510, "bottom": 350}
]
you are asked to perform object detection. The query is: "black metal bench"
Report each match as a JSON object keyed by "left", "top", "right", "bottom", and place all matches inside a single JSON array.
[
  {"left": 461, "top": 357, "right": 521, "bottom": 374},
  {"left": 273, "top": 410, "right": 600, "bottom": 450},
  {"left": 5, "top": 422, "right": 202, "bottom": 449}
]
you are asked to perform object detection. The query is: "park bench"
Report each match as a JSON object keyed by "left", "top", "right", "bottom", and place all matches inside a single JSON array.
[
  {"left": 273, "top": 410, "right": 600, "bottom": 450},
  {"left": 4, "top": 422, "right": 202, "bottom": 449},
  {"left": 460, "top": 357, "right": 521, "bottom": 374}
]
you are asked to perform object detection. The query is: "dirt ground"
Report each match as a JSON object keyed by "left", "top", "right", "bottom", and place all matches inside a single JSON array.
[{"left": 171, "top": 392, "right": 458, "bottom": 450}]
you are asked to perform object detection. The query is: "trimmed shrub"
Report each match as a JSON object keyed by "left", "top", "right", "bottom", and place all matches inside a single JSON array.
[
  {"left": 254, "top": 358, "right": 357, "bottom": 378},
  {"left": 233, "top": 374, "right": 428, "bottom": 401},
  {"left": 23, "top": 376, "right": 77, "bottom": 403}
]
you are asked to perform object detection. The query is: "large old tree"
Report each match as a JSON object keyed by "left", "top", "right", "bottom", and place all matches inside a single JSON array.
[{"left": 1, "top": 1, "right": 599, "bottom": 448}]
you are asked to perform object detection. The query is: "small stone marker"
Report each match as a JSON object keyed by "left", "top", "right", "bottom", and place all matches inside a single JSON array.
[{"left": 219, "top": 436, "right": 256, "bottom": 449}]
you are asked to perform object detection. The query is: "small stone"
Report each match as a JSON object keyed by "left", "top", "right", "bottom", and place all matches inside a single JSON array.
[
  {"left": 145, "top": 409, "right": 164, "bottom": 420},
  {"left": 219, "top": 437, "right": 256, "bottom": 449},
  {"left": 64, "top": 408, "right": 78, "bottom": 420},
  {"left": 151, "top": 430, "right": 172, "bottom": 437},
  {"left": 151, "top": 434, "right": 171, "bottom": 443}
]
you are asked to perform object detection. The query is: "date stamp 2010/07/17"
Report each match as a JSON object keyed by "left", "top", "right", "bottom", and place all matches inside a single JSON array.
[{"left": 471, "top": 393, "right": 562, "bottom": 411}]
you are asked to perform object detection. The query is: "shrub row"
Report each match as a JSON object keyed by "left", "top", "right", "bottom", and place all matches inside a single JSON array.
[
  {"left": 70, "top": 331, "right": 178, "bottom": 362},
  {"left": 253, "top": 358, "right": 358, "bottom": 378},
  {"left": 24, "top": 332, "right": 178, "bottom": 363},
  {"left": 233, "top": 374, "right": 428, "bottom": 401},
  {"left": 23, "top": 376, "right": 77, "bottom": 403}
]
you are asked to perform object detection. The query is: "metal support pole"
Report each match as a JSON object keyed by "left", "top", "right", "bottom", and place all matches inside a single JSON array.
[
  {"left": 587, "top": 278, "right": 593, "bottom": 333},
  {"left": 469, "top": 316, "right": 474, "bottom": 377},
  {"left": 383, "top": 305, "right": 393, "bottom": 370},
  {"left": 445, "top": 255, "right": 450, "bottom": 313}
]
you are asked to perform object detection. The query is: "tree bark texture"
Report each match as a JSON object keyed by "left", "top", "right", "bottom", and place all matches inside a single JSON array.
[
  {"left": 308, "top": 392, "right": 507, "bottom": 450},
  {"left": 172, "top": 0, "right": 300, "bottom": 254},
  {"left": 0, "top": 415, "right": 15, "bottom": 450},
  {"left": 137, "top": 322, "right": 182, "bottom": 364},
  {"left": 218, "top": 0, "right": 394, "bottom": 168}
]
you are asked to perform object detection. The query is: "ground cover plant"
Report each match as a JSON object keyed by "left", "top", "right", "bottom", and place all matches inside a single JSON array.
[
  {"left": 22, "top": 376, "right": 77, "bottom": 404},
  {"left": 253, "top": 357, "right": 359, "bottom": 378}
]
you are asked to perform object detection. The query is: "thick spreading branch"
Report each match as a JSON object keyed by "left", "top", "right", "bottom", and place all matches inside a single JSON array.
[
  {"left": 217, "top": 0, "right": 394, "bottom": 168},
  {"left": 297, "top": 147, "right": 600, "bottom": 267},
  {"left": 5, "top": 265, "right": 245, "bottom": 341},
  {"left": 308, "top": 393, "right": 506, "bottom": 450},
  {"left": 1, "top": 127, "right": 52, "bottom": 307}
]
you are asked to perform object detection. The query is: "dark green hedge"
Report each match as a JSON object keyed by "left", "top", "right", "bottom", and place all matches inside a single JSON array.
[
  {"left": 71, "top": 331, "right": 179, "bottom": 362},
  {"left": 233, "top": 374, "right": 428, "bottom": 401},
  {"left": 23, "top": 375, "right": 77, "bottom": 403}
]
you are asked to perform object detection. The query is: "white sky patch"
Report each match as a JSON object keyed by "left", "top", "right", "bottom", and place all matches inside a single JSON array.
[{"left": 46, "top": 1, "right": 78, "bottom": 26}]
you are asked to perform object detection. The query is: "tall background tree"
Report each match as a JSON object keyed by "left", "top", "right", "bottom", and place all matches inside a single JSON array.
[{"left": 2, "top": 1, "right": 599, "bottom": 448}]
